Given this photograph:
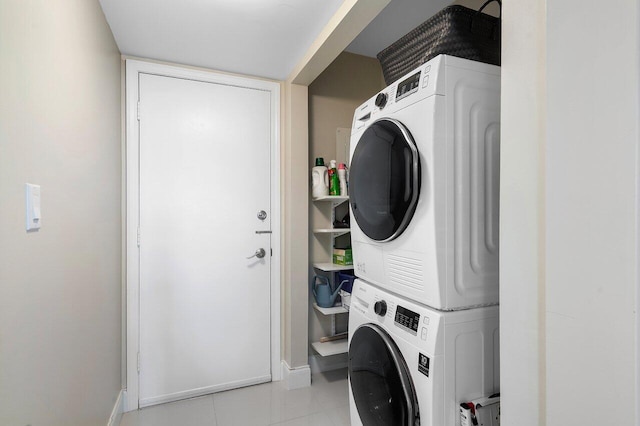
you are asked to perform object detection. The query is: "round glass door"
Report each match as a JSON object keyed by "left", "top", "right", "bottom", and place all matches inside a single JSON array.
[
  {"left": 349, "top": 119, "right": 420, "bottom": 242},
  {"left": 349, "top": 324, "right": 419, "bottom": 426}
]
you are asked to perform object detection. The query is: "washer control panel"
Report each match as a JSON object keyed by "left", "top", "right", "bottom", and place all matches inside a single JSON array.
[{"left": 395, "top": 305, "right": 420, "bottom": 335}]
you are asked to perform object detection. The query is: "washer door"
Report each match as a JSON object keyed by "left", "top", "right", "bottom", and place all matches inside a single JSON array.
[
  {"left": 349, "top": 324, "right": 419, "bottom": 426},
  {"left": 349, "top": 118, "right": 420, "bottom": 242}
]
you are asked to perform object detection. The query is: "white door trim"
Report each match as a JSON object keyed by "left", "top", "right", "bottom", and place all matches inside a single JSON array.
[{"left": 124, "top": 59, "right": 281, "bottom": 411}]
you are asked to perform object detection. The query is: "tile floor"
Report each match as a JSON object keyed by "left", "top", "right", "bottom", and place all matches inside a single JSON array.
[{"left": 120, "top": 369, "right": 350, "bottom": 426}]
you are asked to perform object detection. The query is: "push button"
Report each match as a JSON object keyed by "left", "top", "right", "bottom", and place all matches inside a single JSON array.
[
  {"left": 421, "top": 327, "right": 428, "bottom": 340},
  {"left": 422, "top": 75, "right": 430, "bottom": 88}
]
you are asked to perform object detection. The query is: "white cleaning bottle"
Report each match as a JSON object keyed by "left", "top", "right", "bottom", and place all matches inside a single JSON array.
[
  {"left": 338, "top": 163, "right": 348, "bottom": 196},
  {"left": 311, "top": 157, "right": 329, "bottom": 198}
]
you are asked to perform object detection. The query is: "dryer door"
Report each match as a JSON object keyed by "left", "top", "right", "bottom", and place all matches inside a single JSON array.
[
  {"left": 349, "top": 118, "right": 420, "bottom": 242},
  {"left": 349, "top": 324, "right": 419, "bottom": 426}
]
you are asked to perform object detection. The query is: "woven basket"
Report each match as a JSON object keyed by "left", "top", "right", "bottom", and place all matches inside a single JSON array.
[{"left": 377, "top": 0, "right": 501, "bottom": 85}]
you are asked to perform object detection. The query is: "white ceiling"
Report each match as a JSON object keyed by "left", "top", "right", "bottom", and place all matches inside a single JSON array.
[
  {"left": 99, "top": 0, "right": 499, "bottom": 81},
  {"left": 98, "top": 0, "right": 344, "bottom": 80}
]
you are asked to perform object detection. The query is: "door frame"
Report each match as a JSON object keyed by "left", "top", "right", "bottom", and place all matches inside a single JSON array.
[{"left": 124, "top": 59, "right": 281, "bottom": 411}]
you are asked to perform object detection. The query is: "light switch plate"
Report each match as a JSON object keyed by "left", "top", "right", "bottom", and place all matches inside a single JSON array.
[{"left": 25, "top": 183, "right": 41, "bottom": 231}]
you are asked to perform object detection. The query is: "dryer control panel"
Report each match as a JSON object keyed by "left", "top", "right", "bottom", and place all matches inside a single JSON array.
[
  {"left": 350, "top": 55, "right": 446, "bottom": 133},
  {"left": 396, "top": 71, "right": 421, "bottom": 102}
]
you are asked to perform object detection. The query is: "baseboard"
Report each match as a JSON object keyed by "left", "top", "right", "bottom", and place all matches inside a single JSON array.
[
  {"left": 139, "top": 375, "right": 270, "bottom": 408},
  {"left": 108, "top": 389, "right": 126, "bottom": 426},
  {"left": 281, "top": 360, "right": 311, "bottom": 390},
  {"left": 308, "top": 353, "right": 348, "bottom": 374}
]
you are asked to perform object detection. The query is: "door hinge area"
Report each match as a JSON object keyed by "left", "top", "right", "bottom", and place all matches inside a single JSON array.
[
  {"left": 137, "top": 101, "right": 141, "bottom": 121},
  {"left": 137, "top": 352, "right": 141, "bottom": 373},
  {"left": 137, "top": 227, "right": 141, "bottom": 247}
]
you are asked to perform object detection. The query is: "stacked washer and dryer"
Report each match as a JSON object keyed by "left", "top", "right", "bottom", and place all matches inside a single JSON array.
[{"left": 346, "top": 55, "right": 501, "bottom": 426}]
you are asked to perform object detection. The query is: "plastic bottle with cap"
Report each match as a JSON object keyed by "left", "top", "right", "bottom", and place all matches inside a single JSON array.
[
  {"left": 328, "top": 160, "right": 340, "bottom": 196},
  {"left": 311, "top": 157, "right": 329, "bottom": 198},
  {"left": 338, "top": 163, "right": 348, "bottom": 196}
]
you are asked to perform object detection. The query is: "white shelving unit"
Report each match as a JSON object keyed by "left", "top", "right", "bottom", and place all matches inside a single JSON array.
[
  {"left": 311, "top": 302, "right": 349, "bottom": 356},
  {"left": 313, "top": 302, "right": 348, "bottom": 315},
  {"left": 311, "top": 195, "right": 352, "bottom": 273},
  {"left": 313, "top": 195, "right": 348, "bottom": 203},
  {"left": 311, "top": 340, "right": 349, "bottom": 357},
  {"left": 312, "top": 262, "right": 353, "bottom": 272},
  {"left": 311, "top": 195, "right": 351, "bottom": 357},
  {"left": 312, "top": 228, "right": 350, "bottom": 236}
]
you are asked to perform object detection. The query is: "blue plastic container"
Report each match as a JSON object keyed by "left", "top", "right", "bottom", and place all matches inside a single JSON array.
[{"left": 336, "top": 271, "right": 355, "bottom": 293}]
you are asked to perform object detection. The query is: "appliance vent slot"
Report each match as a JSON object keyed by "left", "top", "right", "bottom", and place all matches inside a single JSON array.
[{"left": 387, "top": 254, "right": 423, "bottom": 290}]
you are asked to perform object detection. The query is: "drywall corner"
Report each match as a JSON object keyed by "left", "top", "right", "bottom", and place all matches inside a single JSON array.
[{"left": 500, "top": 1, "right": 547, "bottom": 425}]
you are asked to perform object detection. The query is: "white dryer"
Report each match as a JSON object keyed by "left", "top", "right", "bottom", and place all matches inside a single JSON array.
[
  {"left": 348, "top": 55, "right": 500, "bottom": 310},
  {"left": 348, "top": 279, "right": 499, "bottom": 426}
]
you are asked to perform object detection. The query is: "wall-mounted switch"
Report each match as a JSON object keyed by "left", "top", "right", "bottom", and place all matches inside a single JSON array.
[{"left": 25, "top": 183, "right": 41, "bottom": 231}]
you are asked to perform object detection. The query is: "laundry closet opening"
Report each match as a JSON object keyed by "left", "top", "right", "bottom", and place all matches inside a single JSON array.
[
  {"left": 305, "top": 2, "right": 502, "bottom": 426},
  {"left": 307, "top": 52, "right": 387, "bottom": 374}
]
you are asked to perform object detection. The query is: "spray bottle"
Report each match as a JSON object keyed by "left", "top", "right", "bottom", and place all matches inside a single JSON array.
[
  {"left": 338, "top": 163, "right": 348, "bottom": 196},
  {"left": 328, "top": 160, "right": 340, "bottom": 196}
]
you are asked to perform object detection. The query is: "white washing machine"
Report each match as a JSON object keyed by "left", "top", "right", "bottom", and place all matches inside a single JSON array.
[
  {"left": 348, "top": 279, "right": 499, "bottom": 426},
  {"left": 348, "top": 55, "right": 500, "bottom": 310}
]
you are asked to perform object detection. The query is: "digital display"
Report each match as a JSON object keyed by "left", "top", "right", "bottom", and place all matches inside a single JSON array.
[
  {"left": 396, "top": 72, "right": 421, "bottom": 101},
  {"left": 395, "top": 305, "right": 420, "bottom": 334}
]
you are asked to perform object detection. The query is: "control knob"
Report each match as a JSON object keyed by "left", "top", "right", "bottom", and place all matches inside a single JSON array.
[
  {"left": 374, "top": 93, "right": 388, "bottom": 109},
  {"left": 374, "top": 300, "right": 387, "bottom": 316}
]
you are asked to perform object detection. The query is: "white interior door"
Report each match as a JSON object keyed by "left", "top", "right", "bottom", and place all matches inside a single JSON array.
[{"left": 137, "top": 72, "right": 273, "bottom": 407}]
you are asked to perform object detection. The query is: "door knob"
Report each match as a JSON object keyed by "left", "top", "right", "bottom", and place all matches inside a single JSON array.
[
  {"left": 257, "top": 210, "right": 267, "bottom": 220},
  {"left": 247, "top": 248, "right": 266, "bottom": 259}
]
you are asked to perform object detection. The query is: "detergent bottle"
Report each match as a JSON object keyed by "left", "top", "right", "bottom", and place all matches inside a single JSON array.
[{"left": 311, "top": 157, "right": 329, "bottom": 198}]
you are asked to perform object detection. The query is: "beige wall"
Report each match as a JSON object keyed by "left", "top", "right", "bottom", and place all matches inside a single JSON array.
[
  {"left": 283, "top": 82, "right": 311, "bottom": 369},
  {"left": 308, "top": 52, "right": 384, "bottom": 163},
  {"left": 307, "top": 52, "right": 383, "bottom": 370},
  {"left": 0, "top": 1, "right": 122, "bottom": 424}
]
